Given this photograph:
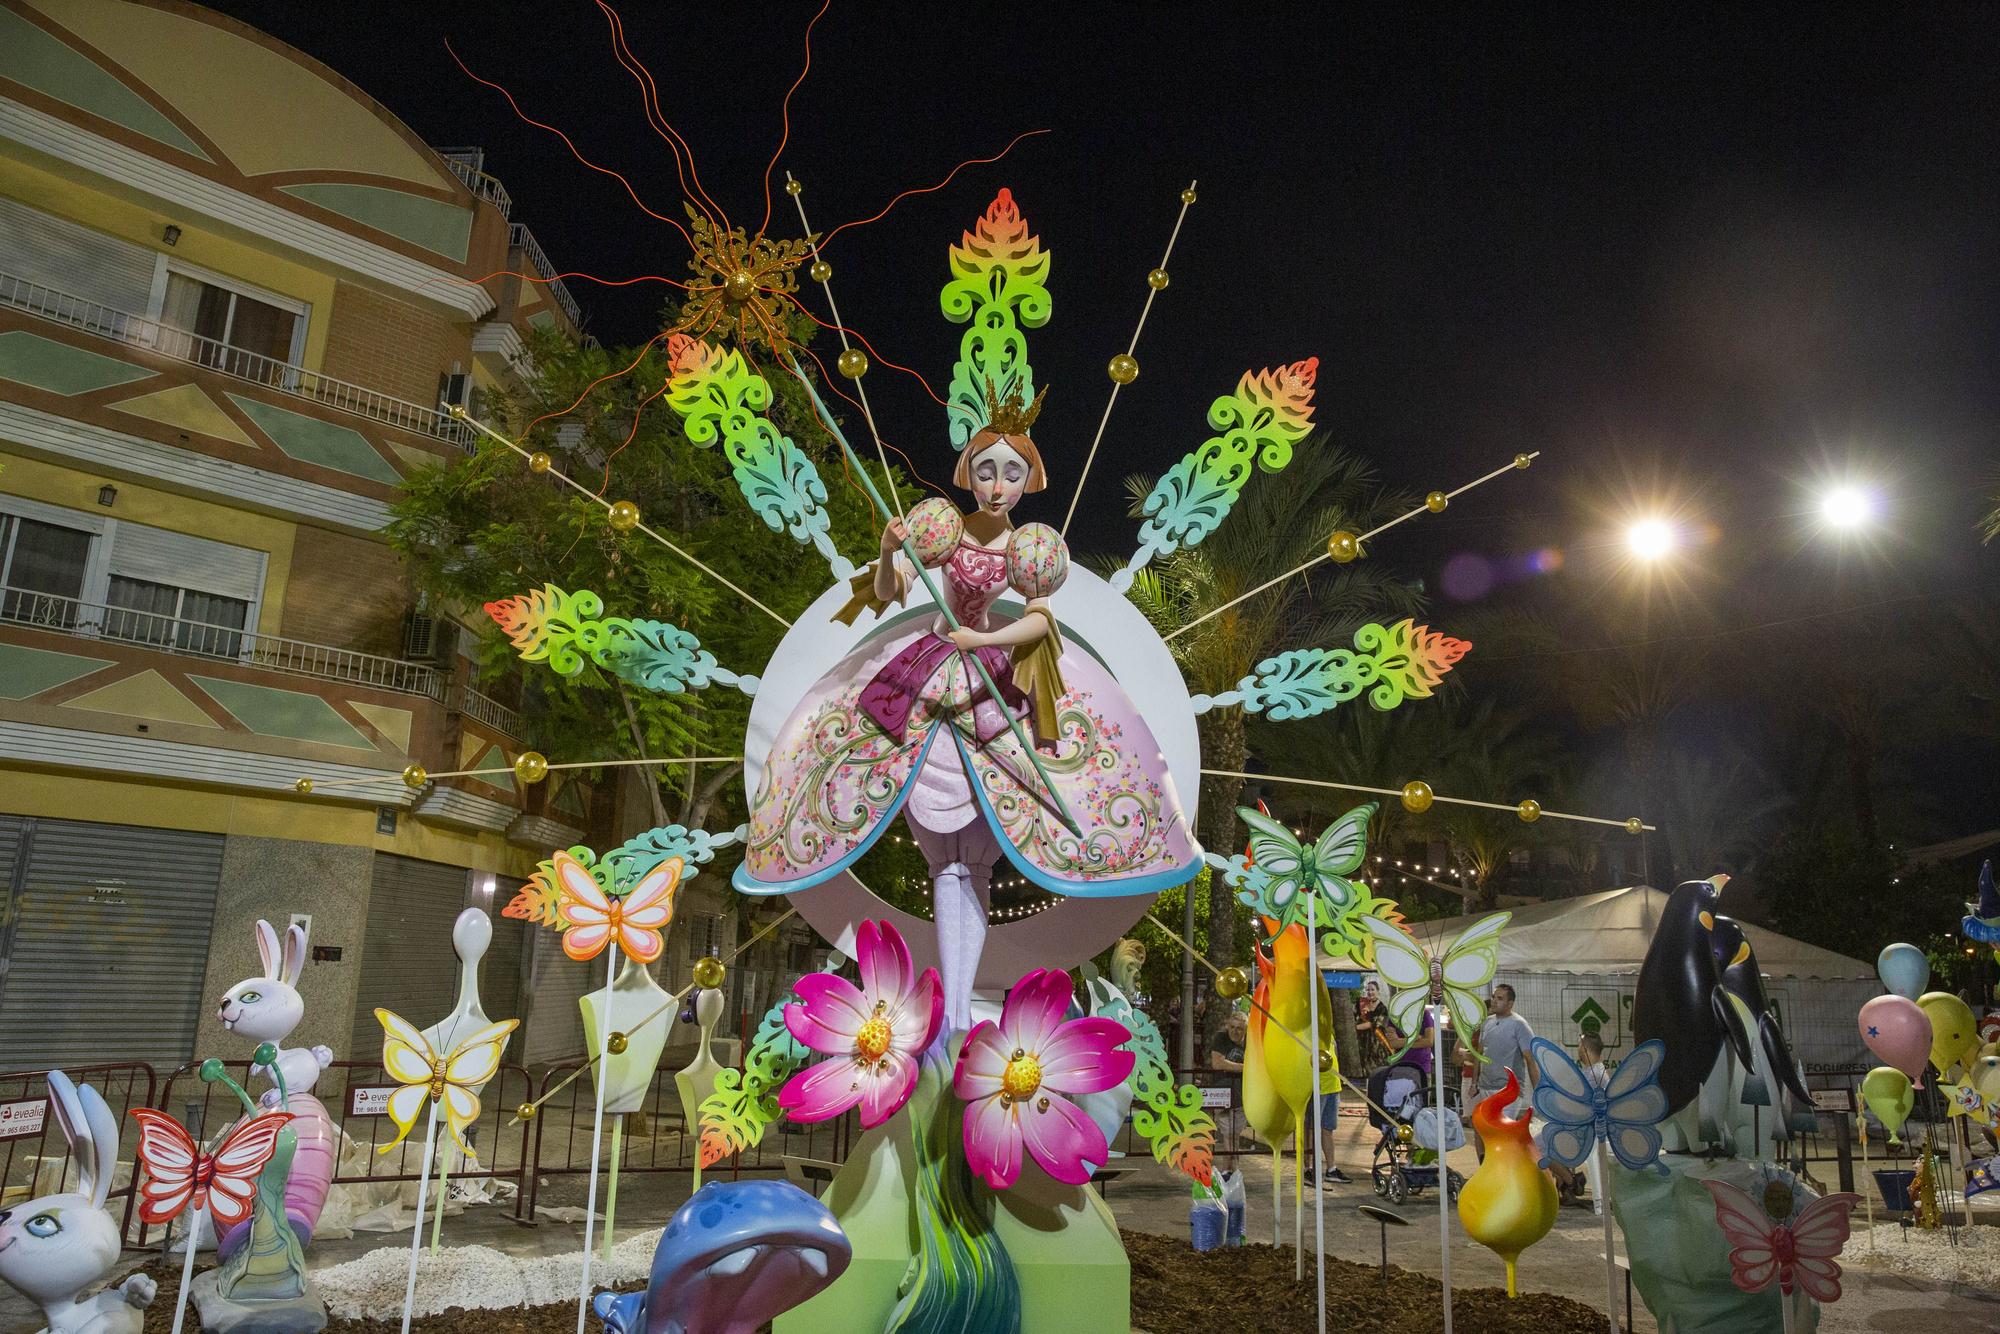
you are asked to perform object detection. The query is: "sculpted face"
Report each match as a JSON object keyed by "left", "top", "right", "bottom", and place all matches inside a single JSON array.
[{"left": 968, "top": 439, "right": 1030, "bottom": 517}]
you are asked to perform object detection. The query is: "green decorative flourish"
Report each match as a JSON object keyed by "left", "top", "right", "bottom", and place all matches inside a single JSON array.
[
  {"left": 484, "top": 584, "right": 759, "bottom": 696},
  {"left": 887, "top": 1050, "right": 1021, "bottom": 1334},
  {"left": 664, "top": 335, "right": 853, "bottom": 579},
  {"left": 939, "top": 188, "right": 1050, "bottom": 448},
  {"left": 697, "top": 997, "right": 809, "bottom": 1168},
  {"left": 602, "top": 823, "right": 743, "bottom": 891},
  {"left": 1099, "top": 987, "right": 1215, "bottom": 1186},
  {"left": 1193, "top": 618, "right": 1470, "bottom": 721},
  {"left": 503, "top": 844, "right": 612, "bottom": 928},
  {"left": 1110, "top": 359, "right": 1319, "bottom": 593}
]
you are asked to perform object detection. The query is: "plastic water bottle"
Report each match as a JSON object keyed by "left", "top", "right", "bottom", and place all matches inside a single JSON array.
[
  {"left": 1220, "top": 1169, "right": 1246, "bottom": 1246},
  {"left": 1189, "top": 1183, "right": 1226, "bottom": 1252}
]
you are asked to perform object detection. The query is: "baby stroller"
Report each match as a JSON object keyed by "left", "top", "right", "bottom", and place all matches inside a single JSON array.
[{"left": 1366, "top": 1061, "right": 1465, "bottom": 1206}]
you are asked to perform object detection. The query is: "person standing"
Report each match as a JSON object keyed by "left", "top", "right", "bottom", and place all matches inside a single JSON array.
[
  {"left": 1466, "top": 983, "right": 1537, "bottom": 1160},
  {"left": 1309, "top": 1048, "right": 1350, "bottom": 1185},
  {"left": 1576, "top": 1031, "right": 1609, "bottom": 1214},
  {"left": 1208, "top": 1008, "right": 1251, "bottom": 1150}
]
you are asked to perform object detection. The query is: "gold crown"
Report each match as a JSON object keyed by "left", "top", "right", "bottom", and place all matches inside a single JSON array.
[{"left": 983, "top": 378, "right": 1048, "bottom": 436}]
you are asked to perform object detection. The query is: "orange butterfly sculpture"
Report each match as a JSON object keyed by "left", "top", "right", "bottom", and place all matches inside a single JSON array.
[
  {"left": 130, "top": 1108, "right": 293, "bottom": 1227},
  {"left": 545, "top": 850, "right": 683, "bottom": 962}
]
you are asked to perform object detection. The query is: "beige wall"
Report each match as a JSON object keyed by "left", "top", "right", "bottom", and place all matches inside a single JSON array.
[{"left": 321, "top": 280, "right": 471, "bottom": 408}]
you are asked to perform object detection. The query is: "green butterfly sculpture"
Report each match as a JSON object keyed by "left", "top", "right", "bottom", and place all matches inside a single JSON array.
[{"left": 1230, "top": 802, "right": 1403, "bottom": 959}]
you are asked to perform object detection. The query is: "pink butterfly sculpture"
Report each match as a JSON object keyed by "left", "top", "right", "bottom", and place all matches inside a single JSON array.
[{"left": 1701, "top": 1178, "right": 1862, "bottom": 1302}]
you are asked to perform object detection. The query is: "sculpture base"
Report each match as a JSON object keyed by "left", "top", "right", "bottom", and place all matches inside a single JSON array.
[
  {"left": 189, "top": 1270, "right": 328, "bottom": 1334},
  {"left": 774, "top": 1114, "right": 1129, "bottom": 1333}
]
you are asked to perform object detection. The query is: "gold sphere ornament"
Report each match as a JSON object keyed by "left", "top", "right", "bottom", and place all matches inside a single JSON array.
[
  {"left": 513, "top": 751, "right": 549, "bottom": 784},
  {"left": 1426, "top": 490, "right": 1449, "bottom": 513},
  {"left": 401, "top": 764, "right": 427, "bottom": 789},
  {"left": 527, "top": 451, "right": 552, "bottom": 474},
  {"left": 516, "top": 1102, "right": 538, "bottom": 1122},
  {"left": 837, "top": 348, "right": 868, "bottom": 379},
  {"left": 1107, "top": 353, "right": 1140, "bottom": 385},
  {"left": 1517, "top": 798, "right": 1543, "bottom": 823},
  {"left": 1513, "top": 452, "right": 1533, "bottom": 470},
  {"left": 691, "top": 955, "right": 727, "bottom": 990},
  {"left": 723, "top": 269, "right": 757, "bottom": 303},
  {"left": 1146, "top": 268, "right": 1170, "bottom": 291},
  {"left": 607, "top": 1031, "right": 629, "bottom": 1055},
  {"left": 809, "top": 258, "right": 832, "bottom": 283},
  {"left": 1397, "top": 1123, "right": 1414, "bottom": 1145},
  {"left": 1215, "top": 966, "right": 1250, "bottom": 1000},
  {"left": 1318, "top": 1049, "right": 1334, "bottom": 1072},
  {"left": 293, "top": 777, "right": 313, "bottom": 795},
  {"left": 784, "top": 177, "right": 803, "bottom": 196},
  {"left": 1624, "top": 817, "right": 1644, "bottom": 835},
  {"left": 607, "top": 500, "right": 641, "bottom": 531},
  {"left": 1401, "top": 780, "right": 1434, "bottom": 814},
  {"left": 1181, "top": 187, "right": 1198, "bottom": 205},
  {"left": 1327, "top": 530, "right": 1361, "bottom": 563}
]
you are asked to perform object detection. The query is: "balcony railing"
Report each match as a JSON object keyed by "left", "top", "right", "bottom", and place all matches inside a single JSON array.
[
  {"left": 0, "top": 586, "right": 444, "bottom": 700},
  {"left": 434, "top": 147, "right": 514, "bottom": 219},
  {"left": 506, "top": 224, "right": 583, "bottom": 330},
  {"left": 0, "top": 271, "right": 476, "bottom": 451},
  {"left": 448, "top": 683, "right": 525, "bottom": 739}
]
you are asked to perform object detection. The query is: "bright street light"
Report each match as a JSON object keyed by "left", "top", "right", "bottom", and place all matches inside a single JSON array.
[
  {"left": 1817, "top": 483, "right": 1878, "bottom": 531},
  {"left": 1625, "top": 517, "right": 1677, "bottom": 562}
]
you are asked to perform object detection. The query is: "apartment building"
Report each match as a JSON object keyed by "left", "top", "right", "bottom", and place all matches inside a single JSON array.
[{"left": 0, "top": 0, "right": 622, "bottom": 1073}]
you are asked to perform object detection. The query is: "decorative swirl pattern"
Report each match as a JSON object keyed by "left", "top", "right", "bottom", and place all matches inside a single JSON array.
[
  {"left": 1006, "top": 523, "right": 1068, "bottom": 599},
  {"left": 483, "top": 584, "right": 757, "bottom": 697},
  {"left": 696, "top": 998, "right": 811, "bottom": 1169},
  {"left": 1199, "top": 618, "right": 1470, "bottom": 721},
  {"left": 1111, "top": 358, "right": 1319, "bottom": 592},
  {"left": 1094, "top": 979, "right": 1215, "bottom": 1185},
  {"left": 602, "top": 823, "right": 741, "bottom": 891},
  {"left": 939, "top": 189, "right": 1051, "bottom": 447}
]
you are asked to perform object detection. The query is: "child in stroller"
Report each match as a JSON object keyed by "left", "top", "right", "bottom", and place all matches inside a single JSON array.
[{"left": 1367, "top": 1060, "right": 1466, "bottom": 1206}]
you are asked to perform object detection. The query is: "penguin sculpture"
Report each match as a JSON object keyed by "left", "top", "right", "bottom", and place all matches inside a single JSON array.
[
  {"left": 1632, "top": 876, "right": 1756, "bottom": 1153},
  {"left": 1710, "top": 915, "right": 1816, "bottom": 1145}
]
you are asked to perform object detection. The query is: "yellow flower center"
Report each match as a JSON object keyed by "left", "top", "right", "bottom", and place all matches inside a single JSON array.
[
  {"left": 1001, "top": 1050, "right": 1042, "bottom": 1103},
  {"left": 855, "top": 1015, "right": 893, "bottom": 1063}
]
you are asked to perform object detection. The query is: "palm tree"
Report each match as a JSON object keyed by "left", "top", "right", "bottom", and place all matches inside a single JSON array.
[
  {"left": 1418, "top": 699, "right": 1572, "bottom": 909},
  {"left": 1649, "top": 747, "right": 1790, "bottom": 883},
  {"left": 1110, "top": 440, "right": 1422, "bottom": 972}
]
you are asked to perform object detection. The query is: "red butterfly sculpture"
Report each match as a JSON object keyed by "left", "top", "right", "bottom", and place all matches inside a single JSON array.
[{"left": 130, "top": 1108, "right": 293, "bottom": 1227}]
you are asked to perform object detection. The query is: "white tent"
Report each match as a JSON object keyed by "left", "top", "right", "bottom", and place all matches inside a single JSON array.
[{"left": 1328, "top": 886, "right": 1877, "bottom": 1074}]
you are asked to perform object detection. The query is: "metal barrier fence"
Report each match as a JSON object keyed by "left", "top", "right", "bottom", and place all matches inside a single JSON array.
[{"left": 0, "top": 1063, "right": 155, "bottom": 1241}]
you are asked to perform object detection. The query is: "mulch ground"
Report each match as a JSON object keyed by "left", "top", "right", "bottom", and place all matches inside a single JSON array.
[{"left": 132, "top": 1233, "right": 1608, "bottom": 1333}]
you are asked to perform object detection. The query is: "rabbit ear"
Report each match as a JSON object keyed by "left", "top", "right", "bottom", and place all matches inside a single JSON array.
[
  {"left": 76, "top": 1082, "right": 117, "bottom": 1208},
  {"left": 283, "top": 923, "right": 308, "bottom": 986},
  {"left": 255, "top": 919, "right": 281, "bottom": 979},
  {"left": 42, "top": 1070, "right": 98, "bottom": 1203}
]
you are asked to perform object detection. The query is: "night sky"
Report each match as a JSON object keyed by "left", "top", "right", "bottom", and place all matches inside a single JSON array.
[{"left": 211, "top": 2, "right": 2000, "bottom": 830}]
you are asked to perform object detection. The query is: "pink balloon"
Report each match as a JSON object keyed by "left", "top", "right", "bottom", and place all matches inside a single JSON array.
[{"left": 1859, "top": 995, "right": 1933, "bottom": 1086}]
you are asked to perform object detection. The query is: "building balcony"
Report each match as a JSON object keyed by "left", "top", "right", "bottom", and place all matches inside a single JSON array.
[{"left": 0, "top": 269, "right": 475, "bottom": 451}]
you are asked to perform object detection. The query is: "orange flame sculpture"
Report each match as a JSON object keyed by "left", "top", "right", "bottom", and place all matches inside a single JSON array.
[{"left": 1455, "top": 1070, "right": 1558, "bottom": 1297}]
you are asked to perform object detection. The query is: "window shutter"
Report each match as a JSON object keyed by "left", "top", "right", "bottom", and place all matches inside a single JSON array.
[
  {"left": 0, "top": 196, "right": 157, "bottom": 312},
  {"left": 106, "top": 521, "right": 265, "bottom": 603}
]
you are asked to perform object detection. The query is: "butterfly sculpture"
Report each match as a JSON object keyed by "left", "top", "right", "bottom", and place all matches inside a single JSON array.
[
  {"left": 1527, "top": 1036, "right": 1670, "bottom": 1174},
  {"left": 130, "top": 1107, "right": 292, "bottom": 1227},
  {"left": 549, "top": 849, "right": 682, "bottom": 962},
  {"left": 1230, "top": 803, "right": 1401, "bottom": 959},
  {"left": 1702, "top": 1177, "right": 1861, "bottom": 1303},
  {"left": 1361, "top": 912, "right": 1511, "bottom": 1059},
  {"left": 374, "top": 1007, "right": 521, "bottom": 1154}
]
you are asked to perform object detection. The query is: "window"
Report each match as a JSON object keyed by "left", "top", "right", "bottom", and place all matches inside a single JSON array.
[
  {"left": 104, "top": 575, "right": 249, "bottom": 657},
  {"left": 0, "top": 514, "right": 92, "bottom": 628},
  {"left": 158, "top": 269, "right": 303, "bottom": 384}
]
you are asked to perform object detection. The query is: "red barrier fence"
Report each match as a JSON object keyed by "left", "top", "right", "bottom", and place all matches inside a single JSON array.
[{"left": 0, "top": 1063, "right": 155, "bottom": 1240}]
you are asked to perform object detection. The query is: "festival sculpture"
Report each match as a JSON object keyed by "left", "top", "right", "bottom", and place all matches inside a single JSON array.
[
  {"left": 1458, "top": 1073, "right": 1559, "bottom": 1297},
  {"left": 0, "top": 1071, "right": 157, "bottom": 1334}
]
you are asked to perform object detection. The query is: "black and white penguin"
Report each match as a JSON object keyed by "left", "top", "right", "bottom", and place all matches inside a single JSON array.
[
  {"left": 1711, "top": 914, "right": 1816, "bottom": 1143},
  {"left": 1632, "top": 876, "right": 1756, "bottom": 1152}
]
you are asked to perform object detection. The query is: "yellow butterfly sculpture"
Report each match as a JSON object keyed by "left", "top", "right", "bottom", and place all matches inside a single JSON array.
[{"left": 374, "top": 1007, "right": 520, "bottom": 1155}]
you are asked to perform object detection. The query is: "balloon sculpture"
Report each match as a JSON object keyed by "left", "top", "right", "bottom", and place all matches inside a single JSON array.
[
  {"left": 1858, "top": 995, "right": 1932, "bottom": 1087},
  {"left": 0, "top": 1071, "right": 157, "bottom": 1334},
  {"left": 1457, "top": 1072, "right": 1558, "bottom": 1297},
  {"left": 1875, "top": 942, "right": 1928, "bottom": 1000}
]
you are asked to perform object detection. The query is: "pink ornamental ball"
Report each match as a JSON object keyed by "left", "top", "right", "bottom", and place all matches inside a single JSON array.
[
  {"left": 1858, "top": 994, "right": 1933, "bottom": 1086},
  {"left": 1008, "top": 522, "right": 1069, "bottom": 598},
  {"left": 904, "top": 497, "right": 962, "bottom": 566}
]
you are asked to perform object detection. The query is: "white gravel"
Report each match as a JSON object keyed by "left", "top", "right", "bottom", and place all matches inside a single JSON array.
[
  {"left": 312, "top": 1229, "right": 666, "bottom": 1319},
  {"left": 1847, "top": 1222, "right": 2000, "bottom": 1287}
]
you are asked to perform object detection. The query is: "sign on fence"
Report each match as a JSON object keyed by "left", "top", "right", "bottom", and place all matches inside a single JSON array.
[
  {"left": 1323, "top": 971, "right": 1364, "bottom": 990},
  {"left": 1200, "top": 1086, "right": 1234, "bottom": 1110},
  {"left": 0, "top": 1097, "right": 48, "bottom": 1141},
  {"left": 349, "top": 1086, "right": 396, "bottom": 1117}
]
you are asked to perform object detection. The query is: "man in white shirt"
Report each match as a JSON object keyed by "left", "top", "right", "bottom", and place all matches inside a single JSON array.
[{"left": 1467, "top": 983, "right": 1537, "bottom": 1159}]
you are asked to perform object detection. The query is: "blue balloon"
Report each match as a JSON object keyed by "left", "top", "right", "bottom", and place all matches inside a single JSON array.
[{"left": 1877, "top": 942, "right": 1928, "bottom": 1000}]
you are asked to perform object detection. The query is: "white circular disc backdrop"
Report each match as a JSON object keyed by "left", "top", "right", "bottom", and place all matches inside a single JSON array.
[{"left": 742, "top": 562, "right": 1202, "bottom": 986}]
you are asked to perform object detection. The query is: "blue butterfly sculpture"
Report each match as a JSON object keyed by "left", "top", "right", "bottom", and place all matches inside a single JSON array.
[{"left": 1528, "top": 1036, "right": 1671, "bottom": 1175}]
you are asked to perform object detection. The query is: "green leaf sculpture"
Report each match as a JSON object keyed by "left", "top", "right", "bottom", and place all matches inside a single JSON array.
[
  {"left": 1193, "top": 618, "right": 1469, "bottom": 720},
  {"left": 939, "top": 188, "right": 1051, "bottom": 448}
]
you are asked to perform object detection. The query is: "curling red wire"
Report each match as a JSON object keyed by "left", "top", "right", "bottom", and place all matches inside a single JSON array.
[
  {"left": 795, "top": 344, "right": 945, "bottom": 504},
  {"left": 436, "top": 268, "right": 689, "bottom": 294},
  {"left": 780, "top": 292, "right": 947, "bottom": 407},
  {"left": 524, "top": 332, "right": 668, "bottom": 440},
  {"left": 820, "top": 129, "right": 1052, "bottom": 247},
  {"left": 595, "top": 1, "right": 732, "bottom": 232},
  {"left": 597, "top": 377, "right": 670, "bottom": 494},
  {"left": 446, "top": 40, "right": 695, "bottom": 251},
  {"left": 759, "top": 0, "right": 830, "bottom": 237}
]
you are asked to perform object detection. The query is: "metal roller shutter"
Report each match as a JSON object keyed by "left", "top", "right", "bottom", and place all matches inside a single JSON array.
[
  {"left": 478, "top": 880, "right": 529, "bottom": 1032},
  {"left": 105, "top": 521, "right": 267, "bottom": 603},
  {"left": 0, "top": 818, "right": 223, "bottom": 1069},
  {"left": 521, "top": 930, "right": 595, "bottom": 1065},
  {"left": 348, "top": 853, "right": 469, "bottom": 1053},
  {"left": 0, "top": 196, "right": 158, "bottom": 313}
]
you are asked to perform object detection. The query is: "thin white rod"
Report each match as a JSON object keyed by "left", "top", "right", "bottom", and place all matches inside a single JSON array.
[
  {"left": 399, "top": 1099, "right": 440, "bottom": 1334},
  {"left": 1437, "top": 1005, "right": 1453, "bottom": 1334},
  {"left": 1200, "top": 768, "right": 1655, "bottom": 832},
  {"left": 168, "top": 1204, "right": 201, "bottom": 1334},
  {"left": 1061, "top": 180, "right": 1197, "bottom": 538},
  {"left": 574, "top": 948, "right": 619, "bottom": 1333},
  {"left": 1355, "top": 453, "right": 1540, "bottom": 546},
  {"left": 1600, "top": 1139, "right": 1618, "bottom": 1333},
  {"left": 1309, "top": 894, "right": 1327, "bottom": 1334}
]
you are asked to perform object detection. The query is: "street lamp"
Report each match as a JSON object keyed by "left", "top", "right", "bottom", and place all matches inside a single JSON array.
[
  {"left": 1625, "top": 517, "right": 1677, "bottom": 562},
  {"left": 1817, "top": 483, "right": 1878, "bottom": 532}
]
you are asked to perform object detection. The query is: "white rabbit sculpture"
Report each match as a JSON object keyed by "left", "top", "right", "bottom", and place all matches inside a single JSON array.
[
  {"left": 216, "top": 919, "right": 332, "bottom": 1106},
  {"left": 0, "top": 1071, "right": 156, "bottom": 1334}
]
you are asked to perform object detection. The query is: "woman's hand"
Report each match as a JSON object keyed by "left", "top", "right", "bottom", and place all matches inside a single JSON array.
[
  {"left": 880, "top": 518, "right": 909, "bottom": 557},
  {"left": 948, "top": 626, "right": 988, "bottom": 652}
]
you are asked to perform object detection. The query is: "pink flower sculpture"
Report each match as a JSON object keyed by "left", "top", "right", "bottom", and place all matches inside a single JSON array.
[
  {"left": 953, "top": 968, "right": 1135, "bottom": 1189},
  {"left": 779, "top": 919, "right": 942, "bottom": 1128}
]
